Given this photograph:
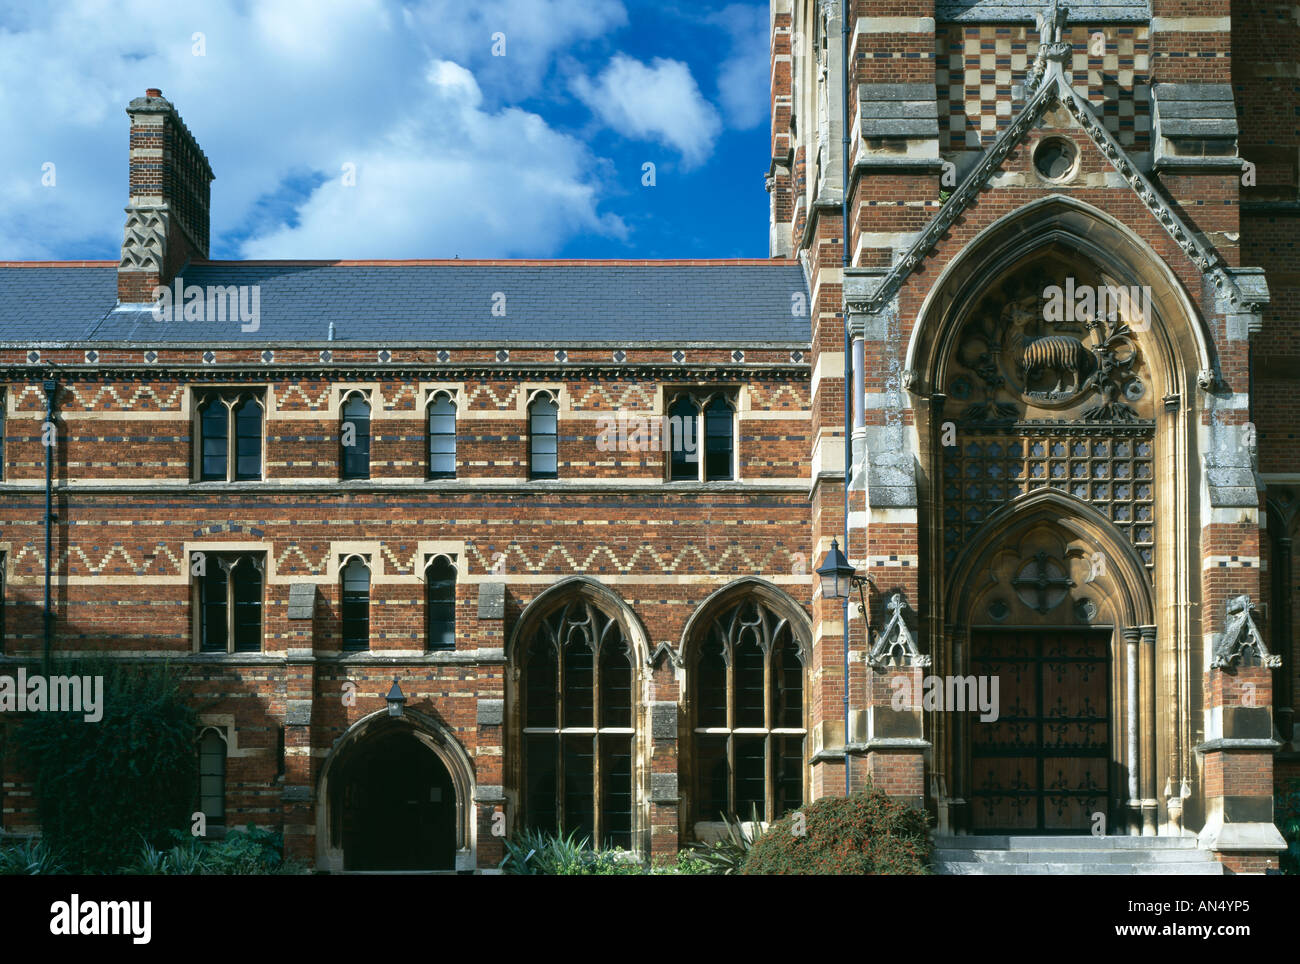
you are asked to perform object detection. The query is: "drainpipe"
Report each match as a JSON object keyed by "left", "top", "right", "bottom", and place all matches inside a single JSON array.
[
  {"left": 42, "top": 378, "right": 56, "bottom": 675},
  {"left": 841, "top": 0, "right": 852, "bottom": 797}
]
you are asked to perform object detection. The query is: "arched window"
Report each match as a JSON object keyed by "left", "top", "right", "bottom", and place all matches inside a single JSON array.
[
  {"left": 198, "top": 728, "right": 227, "bottom": 833},
  {"left": 521, "top": 598, "right": 634, "bottom": 848},
  {"left": 197, "top": 390, "right": 264, "bottom": 482},
  {"left": 233, "top": 395, "right": 263, "bottom": 481},
  {"left": 340, "top": 557, "right": 371, "bottom": 651},
  {"left": 341, "top": 393, "right": 371, "bottom": 480},
  {"left": 529, "top": 393, "right": 558, "bottom": 479},
  {"left": 663, "top": 390, "right": 736, "bottom": 482},
  {"left": 667, "top": 394, "right": 699, "bottom": 481},
  {"left": 199, "top": 395, "right": 229, "bottom": 480},
  {"left": 198, "top": 554, "right": 265, "bottom": 653},
  {"left": 427, "top": 393, "right": 457, "bottom": 479},
  {"left": 691, "top": 596, "right": 805, "bottom": 824},
  {"left": 426, "top": 556, "right": 457, "bottom": 650},
  {"left": 703, "top": 395, "right": 735, "bottom": 481}
]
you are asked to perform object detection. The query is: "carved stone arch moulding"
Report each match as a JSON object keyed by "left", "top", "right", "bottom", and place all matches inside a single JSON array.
[
  {"left": 945, "top": 490, "right": 1156, "bottom": 632},
  {"left": 920, "top": 210, "right": 1184, "bottom": 579},
  {"left": 907, "top": 196, "right": 1212, "bottom": 405},
  {"left": 678, "top": 576, "right": 814, "bottom": 667},
  {"left": 505, "top": 575, "right": 652, "bottom": 669}
]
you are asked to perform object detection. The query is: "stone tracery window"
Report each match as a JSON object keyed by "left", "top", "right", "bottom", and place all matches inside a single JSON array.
[
  {"left": 197, "top": 389, "right": 264, "bottom": 481},
  {"left": 521, "top": 597, "right": 634, "bottom": 849},
  {"left": 197, "top": 553, "right": 265, "bottom": 653},
  {"left": 691, "top": 596, "right": 806, "bottom": 824}
]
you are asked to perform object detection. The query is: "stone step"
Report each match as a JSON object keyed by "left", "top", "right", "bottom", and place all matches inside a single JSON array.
[
  {"left": 932, "top": 835, "right": 1199, "bottom": 850},
  {"left": 935, "top": 860, "right": 1224, "bottom": 876},
  {"left": 934, "top": 849, "right": 1216, "bottom": 863}
]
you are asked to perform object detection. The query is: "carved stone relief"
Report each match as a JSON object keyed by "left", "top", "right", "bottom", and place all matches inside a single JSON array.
[{"left": 939, "top": 253, "right": 1156, "bottom": 580}]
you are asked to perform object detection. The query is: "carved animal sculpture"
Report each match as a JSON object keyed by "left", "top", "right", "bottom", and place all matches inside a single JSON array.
[{"left": 1015, "top": 331, "right": 1092, "bottom": 395}]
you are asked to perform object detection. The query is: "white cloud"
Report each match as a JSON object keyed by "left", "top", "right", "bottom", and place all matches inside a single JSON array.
[
  {"left": 402, "top": 0, "right": 628, "bottom": 97},
  {"left": 711, "top": 3, "right": 770, "bottom": 130},
  {"left": 571, "top": 54, "right": 722, "bottom": 167},
  {"left": 240, "top": 60, "right": 625, "bottom": 258},
  {"left": 0, "top": 0, "right": 627, "bottom": 260}
]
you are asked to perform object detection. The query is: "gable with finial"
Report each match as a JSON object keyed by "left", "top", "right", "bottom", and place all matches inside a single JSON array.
[{"left": 847, "top": 1, "right": 1259, "bottom": 321}]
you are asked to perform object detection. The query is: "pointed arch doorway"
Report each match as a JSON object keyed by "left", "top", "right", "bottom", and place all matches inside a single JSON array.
[
  {"left": 338, "top": 729, "right": 456, "bottom": 870},
  {"left": 944, "top": 494, "right": 1156, "bottom": 835},
  {"left": 317, "top": 710, "right": 475, "bottom": 873}
]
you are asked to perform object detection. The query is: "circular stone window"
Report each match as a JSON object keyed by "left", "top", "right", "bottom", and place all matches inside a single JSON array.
[{"left": 1033, "top": 136, "right": 1079, "bottom": 182}]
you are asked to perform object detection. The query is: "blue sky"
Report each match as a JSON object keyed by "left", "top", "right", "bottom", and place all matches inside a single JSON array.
[{"left": 0, "top": 0, "right": 773, "bottom": 261}]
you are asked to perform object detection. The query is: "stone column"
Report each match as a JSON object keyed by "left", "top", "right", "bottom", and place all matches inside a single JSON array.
[
  {"left": 1140, "top": 625, "right": 1159, "bottom": 835},
  {"left": 1122, "top": 627, "right": 1142, "bottom": 835}
]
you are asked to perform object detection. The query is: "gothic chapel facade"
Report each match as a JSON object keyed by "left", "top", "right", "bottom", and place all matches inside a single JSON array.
[{"left": 0, "top": 0, "right": 1295, "bottom": 873}]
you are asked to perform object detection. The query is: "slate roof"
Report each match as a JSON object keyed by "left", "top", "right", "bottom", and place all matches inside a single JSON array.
[{"left": 0, "top": 260, "right": 811, "bottom": 347}]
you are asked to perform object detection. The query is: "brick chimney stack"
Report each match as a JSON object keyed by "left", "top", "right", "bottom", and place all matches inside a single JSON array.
[{"left": 117, "top": 88, "right": 215, "bottom": 303}]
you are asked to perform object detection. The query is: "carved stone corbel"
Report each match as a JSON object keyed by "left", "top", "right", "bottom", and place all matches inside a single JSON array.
[
  {"left": 868, "top": 593, "right": 931, "bottom": 669},
  {"left": 1211, "top": 594, "right": 1281, "bottom": 669},
  {"left": 647, "top": 641, "right": 684, "bottom": 669}
]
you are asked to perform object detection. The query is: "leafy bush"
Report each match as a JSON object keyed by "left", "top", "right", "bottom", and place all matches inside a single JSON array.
[
  {"left": 740, "top": 786, "right": 931, "bottom": 875},
  {"left": 18, "top": 660, "right": 199, "bottom": 872},
  {"left": 651, "top": 850, "right": 714, "bottom": 875},
  {"left": 1278, "top": 778, "right": 1300, "bottom": 876},
  {"left": 500, "top": 828, "right": 645, "bottom": 875},
  {"left": 120, "top": 825, "right": 306, "bottom": 875},
  {"left": 0, "top": 837, "right": 66, "bottom": 875}
]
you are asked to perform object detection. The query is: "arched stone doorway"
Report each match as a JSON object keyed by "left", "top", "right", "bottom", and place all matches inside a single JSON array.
[
  {"left": 316, "top": 710, "right": 475, "bottom": 873},
  {"left": 903, "top": 197, "right": 1205, "bottom": 837},
  {"left": 944, "top": 494, "right": 1155, "bottom": 835},
  {"left": 338, "top": 729, "right": 455, "bottom": 870}
]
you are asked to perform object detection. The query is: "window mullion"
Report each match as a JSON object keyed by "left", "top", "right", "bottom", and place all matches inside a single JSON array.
[
  {"left": 226, "top": 400, "right": 236, "bottom": 483},
  {"left": 592, "top": 643, "right": 602, "bottom": 844},
  {"left": 726, "top": 642, "right": 735, "bottom": 814},
  {"left": 226, "top": 557, "right": 237, "bottom": 654},
  {"left": 592, "top": 730, "right": 603, "bottom": 847},
  {"left": 555, "top": 644, "right": 565, "bottom": 831},
  {"left": 697, "top": 409, "right": 706, "bottom": 482},
  {"left": 764, "top": 648, "right": 773, "bottom": 821}
]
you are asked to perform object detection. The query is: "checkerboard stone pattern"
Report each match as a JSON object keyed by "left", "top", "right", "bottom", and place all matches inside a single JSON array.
[{"left": 936, "top": 24, "right": 1151, "bottom": 152}]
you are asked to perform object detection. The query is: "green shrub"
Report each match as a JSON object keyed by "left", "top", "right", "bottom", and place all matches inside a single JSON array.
[
  {"left": 119, "top": 825, "right": 306, "bottom": 875},
  {"left": 18, "top": 660, "right": 199, "bottom": 872},
  {"left": 1278, "top": 778, "right": 1300, "bottom": 876},
  {"left": 500, "top": 828, "right": 646, "bottom": 875},
  {"left": 740, "top": 786, "right": 931, "bottom": 875},
  {"left": 651, "top": 850, "right": 714, "bottom": 875},
  {"left": 0, "top": 837, "right": 66, "bottom": 875}
]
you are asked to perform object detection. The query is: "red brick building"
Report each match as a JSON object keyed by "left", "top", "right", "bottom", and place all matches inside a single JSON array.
[{"left": 1, "top": 0, "right": 1295, "bottom": 874}]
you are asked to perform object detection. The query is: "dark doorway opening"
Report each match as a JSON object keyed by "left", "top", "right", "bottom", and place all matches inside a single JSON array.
[
  {"left": 340, "top": 729, "right": 457, "bottom": 871},
  {"left": 968, "top": 628, "right": 1111, "bottom": 833}
]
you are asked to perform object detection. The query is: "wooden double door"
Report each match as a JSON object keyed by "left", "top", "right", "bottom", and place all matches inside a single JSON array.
[{"left": 968, "top": 628, "right": 1111, "bottom": 832}]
